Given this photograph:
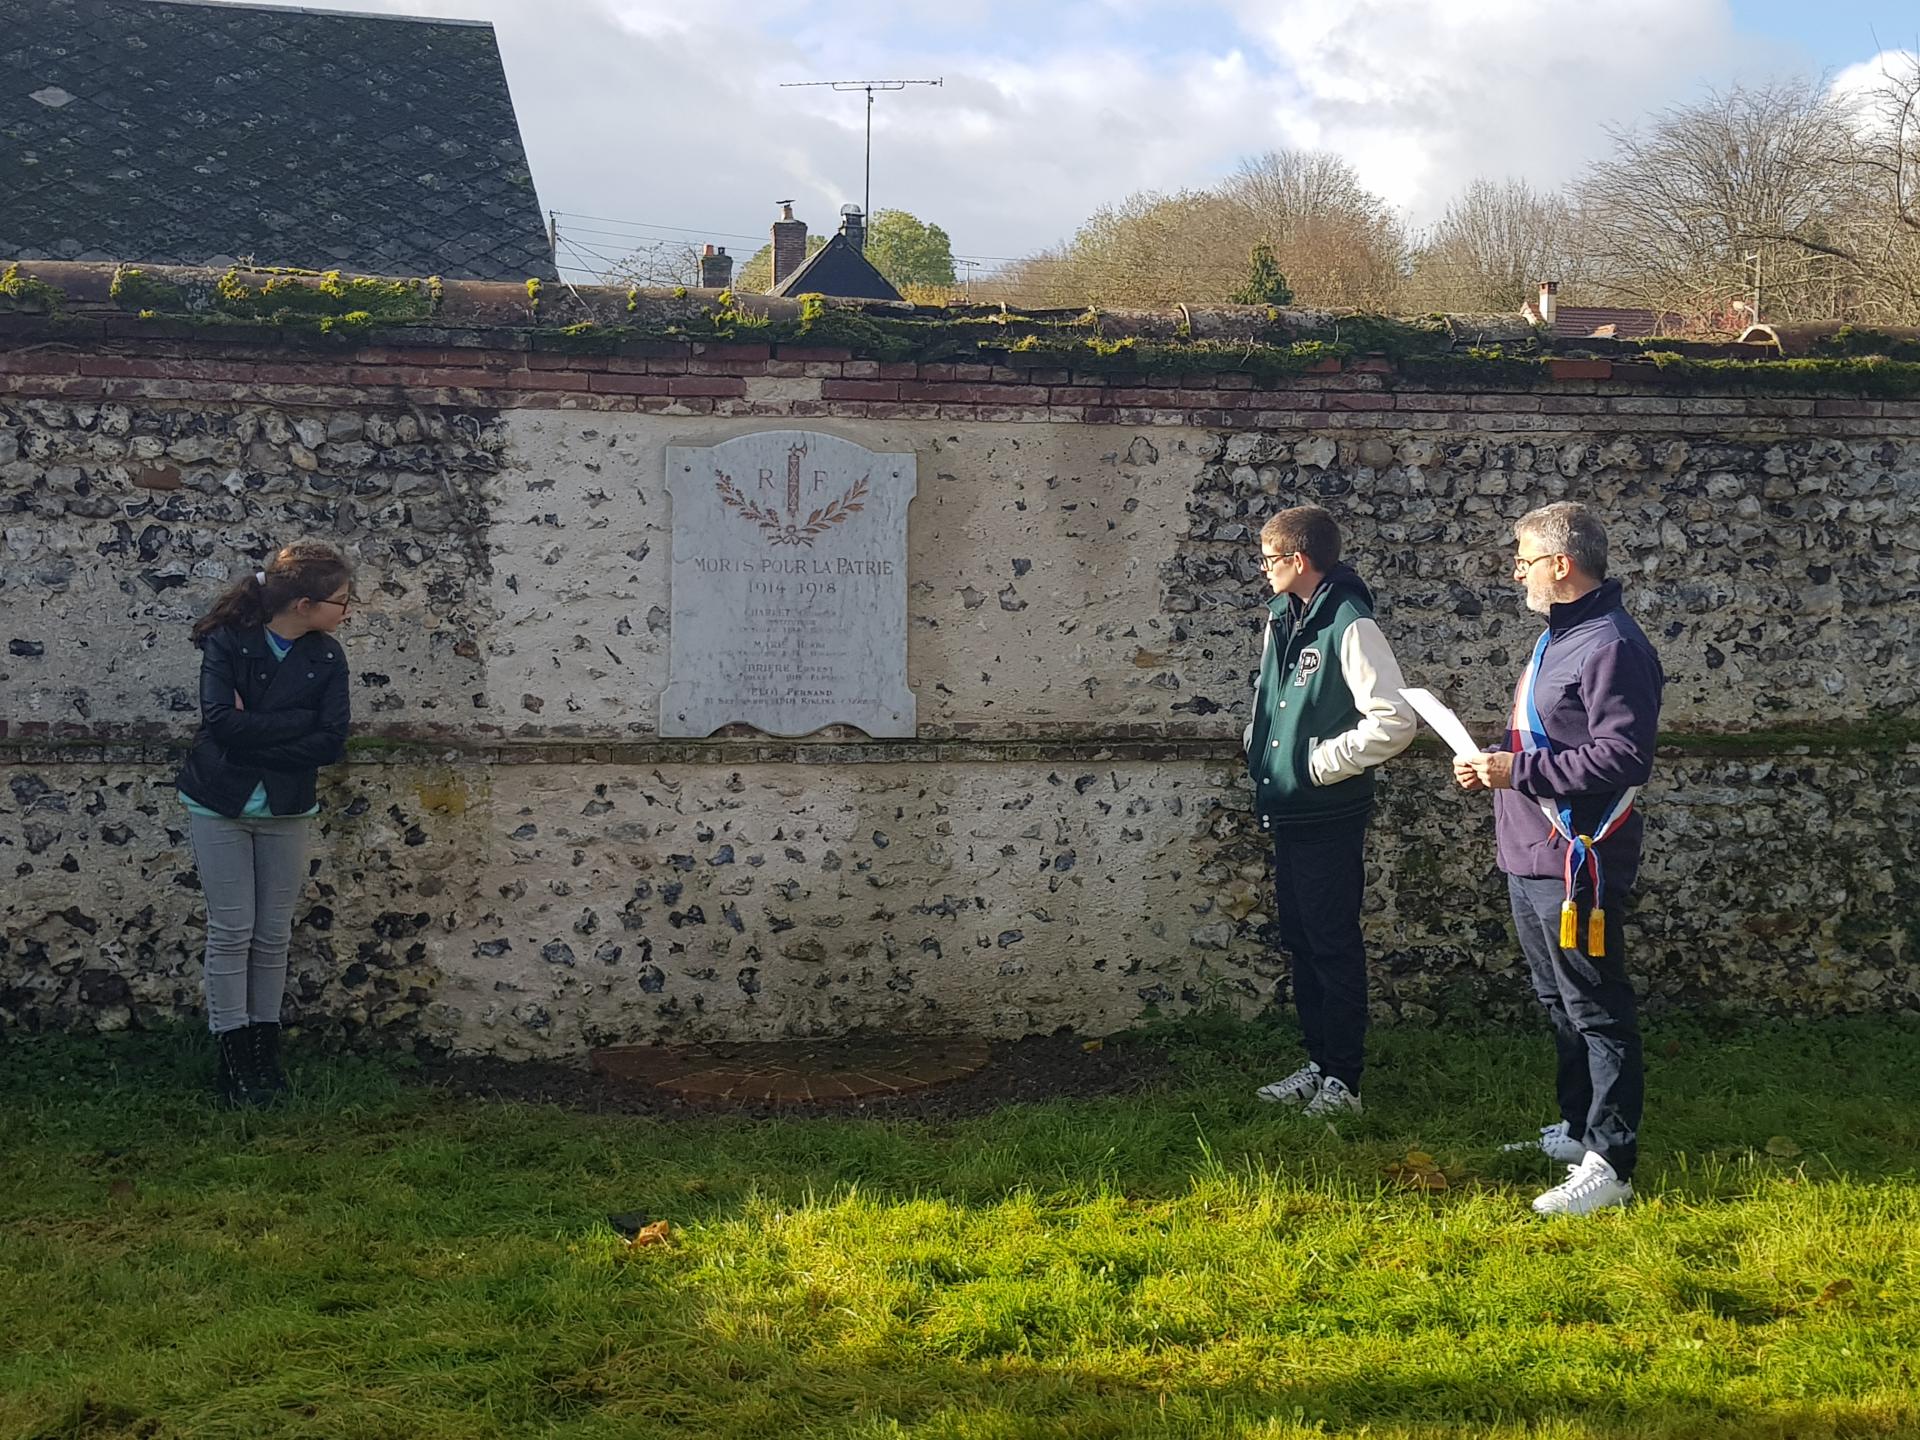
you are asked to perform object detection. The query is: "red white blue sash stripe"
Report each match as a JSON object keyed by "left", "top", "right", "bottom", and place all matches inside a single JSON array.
[{"left": 1509, "top": 628, "right": 1639, "bottom": 909}]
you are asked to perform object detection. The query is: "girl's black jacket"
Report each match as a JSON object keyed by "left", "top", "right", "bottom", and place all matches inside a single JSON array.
[{"left": 174, "top": 625, "right": 351, "bottom": 817}]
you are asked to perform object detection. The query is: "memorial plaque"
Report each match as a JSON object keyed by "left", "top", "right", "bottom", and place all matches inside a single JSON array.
[{"left": 660, "top": 430, "right": 917, "bottom": 737}]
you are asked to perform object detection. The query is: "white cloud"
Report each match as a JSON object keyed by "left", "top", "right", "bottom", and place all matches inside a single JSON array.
[
  {"left": 1830, "top": 46, "right": 1918, "bottom": 115},
  {"left": 276, "top": 0, "right": 1824, "bottom": 275},
  {"left": 1224, "top": 0, "right": 1784, "bottom": 222}
]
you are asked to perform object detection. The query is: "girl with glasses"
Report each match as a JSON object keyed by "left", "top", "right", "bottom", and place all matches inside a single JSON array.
[{"left": 174, "top": 539, "right": 355, "bottom": 1107}]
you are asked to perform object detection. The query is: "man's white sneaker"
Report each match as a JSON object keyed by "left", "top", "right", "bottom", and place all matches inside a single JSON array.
[
  {"left": 1300, "top": 1075, "right": 1362, "bottom": 1118},
  {"left": 1255, "top": 1061, "right": 1322, "bottom": 1107},
  {"left": 1501, "top": 1121, "right": 1587, "bottom": 1164},
  {"left": 1531, "top": 1150, "right": 1633, "bottom": 1216}
]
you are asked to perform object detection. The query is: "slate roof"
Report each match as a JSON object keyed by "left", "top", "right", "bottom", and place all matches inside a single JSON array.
[
  {"left": 770, "top": 233, "right": 902, "bottom": 302},
  {"left": 0, "top": 0, "right": 555, "bottom": 280},
  {"left": 1523, "top": 301, "right": 1684, "bottom": 339}
]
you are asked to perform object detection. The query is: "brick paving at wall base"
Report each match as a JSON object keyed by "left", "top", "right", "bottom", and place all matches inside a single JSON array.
[{"left": 590, "top": 1038, "right": 992, "bottom": 1103}]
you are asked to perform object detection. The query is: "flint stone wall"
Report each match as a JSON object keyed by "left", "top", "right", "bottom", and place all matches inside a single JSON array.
[{"left": 3, "top": 301, "right": 1916, "bottom": 1053}]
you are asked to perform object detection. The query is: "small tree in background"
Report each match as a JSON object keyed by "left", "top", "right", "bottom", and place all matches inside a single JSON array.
[
  {"left": 599, "top": 238, "right": 702, "bottom": 290},
  {"left": 1405, "top": 178, "right": 1586, "bottom": 313},
  {"left": 1230, "top": 243, "right": 1294, "bottom": 305},
  {"left": 866, "top": 210, "right": 957, "bottom": 288}
]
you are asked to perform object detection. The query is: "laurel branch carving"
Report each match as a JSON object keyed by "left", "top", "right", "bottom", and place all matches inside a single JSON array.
[{"left": 715, "top": 471, "right": 868, "bottom": 547}]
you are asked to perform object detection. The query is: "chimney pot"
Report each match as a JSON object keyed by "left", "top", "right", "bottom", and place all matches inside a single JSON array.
[
  {"left": 1538, "top": 280, "right": 1559, "bottom": 327},
  {"left": 771, "top": 202, "right": 808, "bottom": 290},
  {"left": 839, "top": 205, "right": 867, "bottom": 253},
  {"left": 699, "top": 242, "right": 734, "bottom": 290}
]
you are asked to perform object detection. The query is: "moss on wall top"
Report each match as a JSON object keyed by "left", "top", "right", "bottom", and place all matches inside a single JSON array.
[{"left": 3, "top": 260, "right": 1918, "bottom": 395}]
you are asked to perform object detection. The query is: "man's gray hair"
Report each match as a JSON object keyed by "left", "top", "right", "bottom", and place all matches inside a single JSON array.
[{"left": 1516, "top": 502, "right": 1608, "bottom": 580}]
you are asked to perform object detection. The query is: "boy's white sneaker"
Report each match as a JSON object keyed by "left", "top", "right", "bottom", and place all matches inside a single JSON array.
[
  {"left": 1502, "top": 1121, "right": 1587, "bottom": 1164},
  {"left": 1531, "top": 1150, "right": 1633, "bottom": 1216},
  {"left": 1255, "top": 1061, "right": 1322, "bottom": 1107},
  {"left": 1300, "top": 1074, "right": 1362, "bottom": 1118}
]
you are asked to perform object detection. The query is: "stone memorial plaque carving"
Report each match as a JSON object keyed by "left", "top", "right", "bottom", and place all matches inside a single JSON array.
[{"left": 660, "top": 430, "right": 916, "bottom": 737}]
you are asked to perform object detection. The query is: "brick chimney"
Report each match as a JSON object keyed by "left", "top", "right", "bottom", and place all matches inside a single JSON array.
[
  {"left": 771, "top": 201, "right": 807, "bottom": 290},
  {"left": 1538, "top": 280, "right": 1559, "bottom": 327},
  {"left": 699, "top": 244, "right": 732, "bottom": 289},
  {"left": 839, "top": 204, "right": 866, "bottom": 253}
]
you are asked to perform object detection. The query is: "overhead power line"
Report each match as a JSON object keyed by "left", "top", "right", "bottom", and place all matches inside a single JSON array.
[
  {"left": 547, "top": 208, "right": 1276, "bottom": 306},
  {"left": 551, "top": 207, "right": 1068, "bottom": 273}
]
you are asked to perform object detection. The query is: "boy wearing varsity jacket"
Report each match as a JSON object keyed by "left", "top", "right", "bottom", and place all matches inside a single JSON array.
[{"left": 1246, "top": 505, "right": 1415, "bottom": 1118}]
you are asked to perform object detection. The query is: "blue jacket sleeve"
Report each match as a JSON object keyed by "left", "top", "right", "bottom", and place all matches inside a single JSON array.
[{"left": 1510, "top": 639, "right": 1661, "bottom": 800}]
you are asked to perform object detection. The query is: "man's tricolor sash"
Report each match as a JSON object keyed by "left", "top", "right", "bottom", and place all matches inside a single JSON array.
[{"left": 1508, "top": 629, "right": 1638, "bottom": 956}]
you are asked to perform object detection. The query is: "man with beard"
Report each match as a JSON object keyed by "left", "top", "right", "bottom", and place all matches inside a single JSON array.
[{"left": 1456, "top": 502, "right": 1664, "bottom": 1215}]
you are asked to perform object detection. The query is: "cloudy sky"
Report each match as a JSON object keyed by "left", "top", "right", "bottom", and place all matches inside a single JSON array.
[{"left": 291, "top": 0, "right": 1913, "bottom": 277}]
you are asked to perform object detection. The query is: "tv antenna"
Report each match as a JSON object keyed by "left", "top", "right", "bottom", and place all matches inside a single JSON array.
[{"left": 779, "top": 77, "right": 943, "bottom": 221}]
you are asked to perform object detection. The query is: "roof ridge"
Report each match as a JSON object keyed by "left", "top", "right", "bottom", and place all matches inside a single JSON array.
[{"left": 126, "top": 0, "right": 492, "bottom": 28}]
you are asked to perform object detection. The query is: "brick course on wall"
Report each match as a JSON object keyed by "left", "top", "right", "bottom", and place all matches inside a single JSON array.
[{"left": 4, "top": 271, "right": 1917, "bottom": 1053}]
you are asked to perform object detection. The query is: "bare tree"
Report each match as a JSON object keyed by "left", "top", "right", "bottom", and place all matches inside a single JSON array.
[
  {"left": 596, "top": 238, "right": 704, "bottom": 290},
  {"left": 989, "top": 150, "right": 1407, "bottom": 311},
  {"left": 984, "top": 190, "right": 1237, "bottom": 307},
  {"left": 1838, "top": 50, "right": 1920, "bottom": 322},
  {"left": 1406, "top": 178, "right": 1587, "bottom": 313},
  {"left": 1222, "top": 151, "right": 1408, "bottom": 309},
  {"left": 1576, "top": 80, "right": 1868, "bottom": 326}
]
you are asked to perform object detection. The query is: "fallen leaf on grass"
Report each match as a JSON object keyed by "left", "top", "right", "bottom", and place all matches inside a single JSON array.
[
  {"left": 629, "top": 1220, "right": 672, "bottom": 1248},
  {"left": 1383, "top": 1164, "right": 1449, "bottom": 1192},
  {"left": 1384, "top": 1149, "right": 1450, "bottom": 1191},
  {"left": 1815, "top": 1278, "right": 1856, "bottom": 1306},
  {"left": 106, "top": 1179, "right": 137, "bottom": 1202},
  {"left": 1764, "top": 1136, "right": 1803, "bottom": 1159},
  {"left": 606, "top": 1211, "right": 651, "bottom": 1240},
  {"left": 1081, "top": 1039, "right": 1104, "bottom": 1053}
]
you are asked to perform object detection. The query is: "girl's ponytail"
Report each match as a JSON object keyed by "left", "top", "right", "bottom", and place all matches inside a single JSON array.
[
  {"left": 190, "top": 570, "right": 269, "bottom": 645},
  {"left": 190, "top": 540, "right": 352, "bottom": 646}
]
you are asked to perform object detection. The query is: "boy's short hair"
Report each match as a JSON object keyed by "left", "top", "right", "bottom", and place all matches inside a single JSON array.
[{"left": 1260, "top": 505, "right": 1342, "bottom": 571}]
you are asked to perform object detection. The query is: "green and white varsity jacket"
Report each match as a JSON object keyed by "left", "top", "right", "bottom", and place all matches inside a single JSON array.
[{"left": 1244, "top": 563, "right": 1417, "bottom": 831}]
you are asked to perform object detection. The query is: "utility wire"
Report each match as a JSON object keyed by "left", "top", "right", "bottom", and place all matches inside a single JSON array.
[
  {"left": 551, "top": 209, "right": 1262, "bottom": 302},
  {"left": 553, "top": 208, "right": 1048, "bottom": 268}
]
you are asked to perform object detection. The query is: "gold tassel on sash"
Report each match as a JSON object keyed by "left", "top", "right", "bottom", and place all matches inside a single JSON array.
[
  {"left": 1588, "top": 906, "right": 1606, "bottom": 957},
  {"left": 1559, "top": 900, "right": 1578, "bottom": 949}
]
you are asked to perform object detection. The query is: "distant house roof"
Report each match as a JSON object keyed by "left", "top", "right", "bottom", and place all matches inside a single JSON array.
[
  {"left": 1521, "top": 300, "right": 1685, "bottom": 339},
  {"left": 770, "top": 233, "right": 902, "bottom": 302},
  {"left": 0, "top": 0, "right": 555, "bottom": 281}
]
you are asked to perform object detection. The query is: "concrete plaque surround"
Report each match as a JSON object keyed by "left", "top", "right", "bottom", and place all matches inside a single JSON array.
[{"left": 660, "top": 430, "right": 916, "bottom": 737}]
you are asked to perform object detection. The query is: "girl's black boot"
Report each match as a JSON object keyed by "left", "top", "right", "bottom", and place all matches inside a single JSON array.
[
  {"left": 215, "top": 1026, "right": 263, "bottom": 1109},
  {"left": 250, "top": 1021, "right": 290, "bottom": 1099}
]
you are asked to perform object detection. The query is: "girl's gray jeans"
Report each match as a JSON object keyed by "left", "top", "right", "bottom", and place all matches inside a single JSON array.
[{"left": 187, "top": 811, "right": 312, "bottom": 1035}]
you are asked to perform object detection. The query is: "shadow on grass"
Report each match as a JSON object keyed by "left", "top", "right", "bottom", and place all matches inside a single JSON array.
[
  {"left": 21, "top": 1333, "right": 1911, "bottom": 1440},
  {"left": 3, "top": 1016, "right": 1918, "bottom": 1440}
]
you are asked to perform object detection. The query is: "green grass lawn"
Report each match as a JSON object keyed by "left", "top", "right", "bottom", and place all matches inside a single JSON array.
[{"left": 2, "top": 1016, "right": 1917, "bottom": 1440}]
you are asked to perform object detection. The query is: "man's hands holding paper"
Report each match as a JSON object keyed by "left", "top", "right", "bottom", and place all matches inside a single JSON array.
[
  {"left": 1451, "top": 750, "right": 1513, "bottom": 791},
  {"left": 1398, "top": 687, "right": 1513, "bottom": 791}
]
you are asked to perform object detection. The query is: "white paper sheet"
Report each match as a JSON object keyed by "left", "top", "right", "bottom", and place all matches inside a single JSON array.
[{"left": 1399, "top": 688, "right": 1483, "bottom": 759}]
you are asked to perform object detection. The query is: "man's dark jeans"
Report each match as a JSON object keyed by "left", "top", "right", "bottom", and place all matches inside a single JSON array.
[
  {"left": 1271, "top": 813, "right": 1370, "bottom": 1094},
  {"left": 1508, "top": 874, "right": 1643, "bottom": 1180}
]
